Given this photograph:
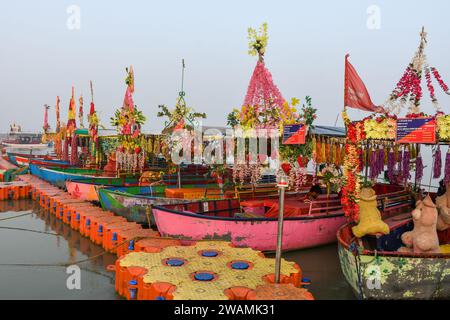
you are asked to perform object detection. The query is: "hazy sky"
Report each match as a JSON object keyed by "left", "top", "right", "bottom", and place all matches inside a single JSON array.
[{"left": 1, "top": 0, "right": 450, "bottom": 133}]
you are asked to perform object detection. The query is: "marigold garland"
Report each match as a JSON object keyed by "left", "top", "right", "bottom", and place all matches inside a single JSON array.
[{"left": 340, "top": 109, "right": 362, "bottom": 221}]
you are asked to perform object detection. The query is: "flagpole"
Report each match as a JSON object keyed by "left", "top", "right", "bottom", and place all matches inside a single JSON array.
[{"left": 343, "top": 54, "right": 349, "bottom": 134}]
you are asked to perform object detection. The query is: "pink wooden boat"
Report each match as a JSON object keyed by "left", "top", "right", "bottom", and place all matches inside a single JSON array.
[
  {"left": 152, "top": 196, "right": 346, "bottom": 251},
  {"left": 152, "top": 184, "right": 410, "bottom": 251}
]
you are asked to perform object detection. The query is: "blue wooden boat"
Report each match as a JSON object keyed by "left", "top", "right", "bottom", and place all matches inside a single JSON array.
[{"left": 29, "top": 164, "right": 113, "bottom": 188}]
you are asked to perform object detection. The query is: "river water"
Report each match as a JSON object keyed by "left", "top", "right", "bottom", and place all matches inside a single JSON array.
[{"left": 0, "top": 200, "right": 355, "bottom": 300}]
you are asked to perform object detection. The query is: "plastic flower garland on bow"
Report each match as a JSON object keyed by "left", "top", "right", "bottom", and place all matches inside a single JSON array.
[{"left": 340, "top": 108, "right": 362, "bottom": 221}]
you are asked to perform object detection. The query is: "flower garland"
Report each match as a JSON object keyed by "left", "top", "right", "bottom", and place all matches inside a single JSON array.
[
  {"left": 318, "top": 163, "right": 343, "bottom": 194},
  {"left": 445, "top": 149, "right": 450, "bottom": 185},
  {"left": 362, "top": 114, "right": 397, "bottom": 140},
  {"left": 433, "top": 145, "right": 442, "bottom": 179},
  {"left": 415, "top": 152, "right": 423, "bottom": 184},
  {"left": 340, "top": 109, "right": 362, "bottom": 221},
  {"left": 402, "top": 146, "right": 411, "bottom": 184},
  {"left": 387, "top": 147, "right": 396, "bottom": 183},
  {"left": 287, "top": 164, "right": 308, "bottom": 192},
  {"left": 111, "top": 67, "right": 146, "bottom": 172},
  {"left": 431, "top": 67, "right": 450, "bottom": 94},
  {"left": 232, "top": 162, "right": 262, "bottom": 186},
  {"left": 436, "top": 113, "right": 450, "bottom": 141},
  {"left": 66, "top": 87, "right": 77, "bottom": 138},
  {"left": 383, "top": 29, "right": 449, "bottom": 115}
]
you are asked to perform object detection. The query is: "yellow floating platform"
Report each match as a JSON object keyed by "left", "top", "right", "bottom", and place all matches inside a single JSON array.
[{"left": 115, "top": 240, "right": 312, "bottom": 300}]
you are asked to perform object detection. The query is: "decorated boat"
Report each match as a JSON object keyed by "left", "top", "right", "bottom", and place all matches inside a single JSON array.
[
  {"left": 337, "top": 28, "right": 450, "bottom": 299},
  {"left": 337, "top": 213, "right": 450, "bottom": 299},
  {"left": 152, "top": 184, "right": 409, "bottom": 251}
]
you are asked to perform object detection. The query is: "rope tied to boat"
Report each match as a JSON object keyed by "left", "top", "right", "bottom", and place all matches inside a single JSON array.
[
  {"left": 0, "top": 211, "right": 33, "bottom": 221},
  {"left": 0, "top": 235, "right": 145, "bottom": 268}
]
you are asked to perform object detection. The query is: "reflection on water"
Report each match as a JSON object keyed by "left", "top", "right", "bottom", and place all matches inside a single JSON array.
[
  {"left": 0, "top": 200, "right": 118, "bottom": 300},
  {"left": 0, "top": 200, "right": 355, "bottom": 300},
  {"left": 281, "top": 245, "right": 355, "bottom": 300}
]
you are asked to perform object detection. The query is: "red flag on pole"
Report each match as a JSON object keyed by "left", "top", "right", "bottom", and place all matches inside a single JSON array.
[{"left": 344, "top": 54, "right": 383, "bottom": 112}]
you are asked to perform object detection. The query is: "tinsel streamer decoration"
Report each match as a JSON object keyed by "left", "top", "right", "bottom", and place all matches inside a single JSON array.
[
  {"left": 397, "top": 149, "right": 403, "bottom": 172},
  {"left": 402, "top": 148, "right": 411, "bottom": 183},
  {"left": 378, "top": 147, "right": 385, "bottom": 176},
  {"left": 433, "top": 145, "right": 442, "bottom": 179},
  {"left": 387, "top": 148, "right": 396, "bottom": 183},
  {"left": 415, "top": 154, "right": 423, "bottom": 185},
  {"left": 369, "top": 148, "right": 378, "bottom": 180},
  {"left": 445, "top": 149, "right": 450, "bottom": 185}
]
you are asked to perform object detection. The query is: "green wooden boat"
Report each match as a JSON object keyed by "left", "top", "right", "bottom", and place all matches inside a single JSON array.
[{"left": 97, "top": 184, "right": 223, "bottom": 225}]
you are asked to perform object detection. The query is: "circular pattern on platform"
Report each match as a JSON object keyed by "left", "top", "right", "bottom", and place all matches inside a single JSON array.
[
  {"left": 227, "top": 260, "right": 254, "bottom": 270},
  {"left": 192, "top": 271, "right": 216, "bottom": 282},
  {"left": 231, "top": 261, "right": 250, "bottom": 270},
  {"left": 200, "top": 250, "right": 219, "bottom": 257},
  {"left": 164, "top": 258, "right": 186, "bottom": 267},
  {"left": 118, "top": 241, "right": 301, "bottom": 300}
]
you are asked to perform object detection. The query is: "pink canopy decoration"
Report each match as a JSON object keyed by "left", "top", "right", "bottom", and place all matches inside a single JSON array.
[{"left": 243, "top": 61, "right": 286, "bottom": 111}]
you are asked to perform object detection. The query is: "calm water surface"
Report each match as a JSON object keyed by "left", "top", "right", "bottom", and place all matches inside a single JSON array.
[
  {"left": 0, "top": 200, "right": 355, "bottom": 300},
  {"left": 0, "top": 200, "right": 117, "bottom": 299}
]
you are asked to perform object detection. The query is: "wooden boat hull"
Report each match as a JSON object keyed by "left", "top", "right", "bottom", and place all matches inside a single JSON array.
[
  {"left": 152, "top": 205, "right": 347, "bottom": 251},
  {"left": 7, "top": 153, "right": 69, "bottom": 168},
  {"left": 97, "top": 188, "right": 186, "bottom": 225},
  {"left": 66, "top": 178, "right": 143, "bottom": 201},
  {"left": 30, "top": 158, "right": 71, "bottom": 168},
  {"left": 30, "top": 164, "right": 109, "bottom": 188},
  {"left": 337, "top": 222, "right": 450, "bottom": 299},
  {"left": 3, "top": 143, "right": 49, "bottom": 149}
]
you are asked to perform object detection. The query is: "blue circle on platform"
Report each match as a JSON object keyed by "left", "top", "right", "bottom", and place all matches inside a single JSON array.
[
  {"left": 194, "top": 272, "right": 214, "bottom": 281},
  {"left": 166, "top": 258, "right": 185, "bottom": 267},
  {"left": 155, "top": 296, "right": 165, "bottom": 300},
  {"left": 128, "top": 280, "right": 137, "bottom": 285},
  {"left": 201, "top": 250, "right": 218, "bottom": 257},
  {"left": 231, "top": 262, "right": 249, "bottom": 270}
]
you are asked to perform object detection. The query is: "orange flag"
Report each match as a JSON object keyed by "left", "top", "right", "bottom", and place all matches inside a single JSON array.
[{"left": 345, "top": 54, "right": 383, "bottom": 112}]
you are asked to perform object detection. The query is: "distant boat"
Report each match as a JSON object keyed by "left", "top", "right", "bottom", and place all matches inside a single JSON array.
[
  {"left": 3, "top": 142, "right": 49, "bottom": 149},
  {"left": 1, "top": 125, "right": 47, "bottom": 149}
]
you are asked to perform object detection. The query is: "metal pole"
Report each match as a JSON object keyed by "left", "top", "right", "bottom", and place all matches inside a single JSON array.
[{"left": 275, "top": 185, "right": 286, "bottom": 283}]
